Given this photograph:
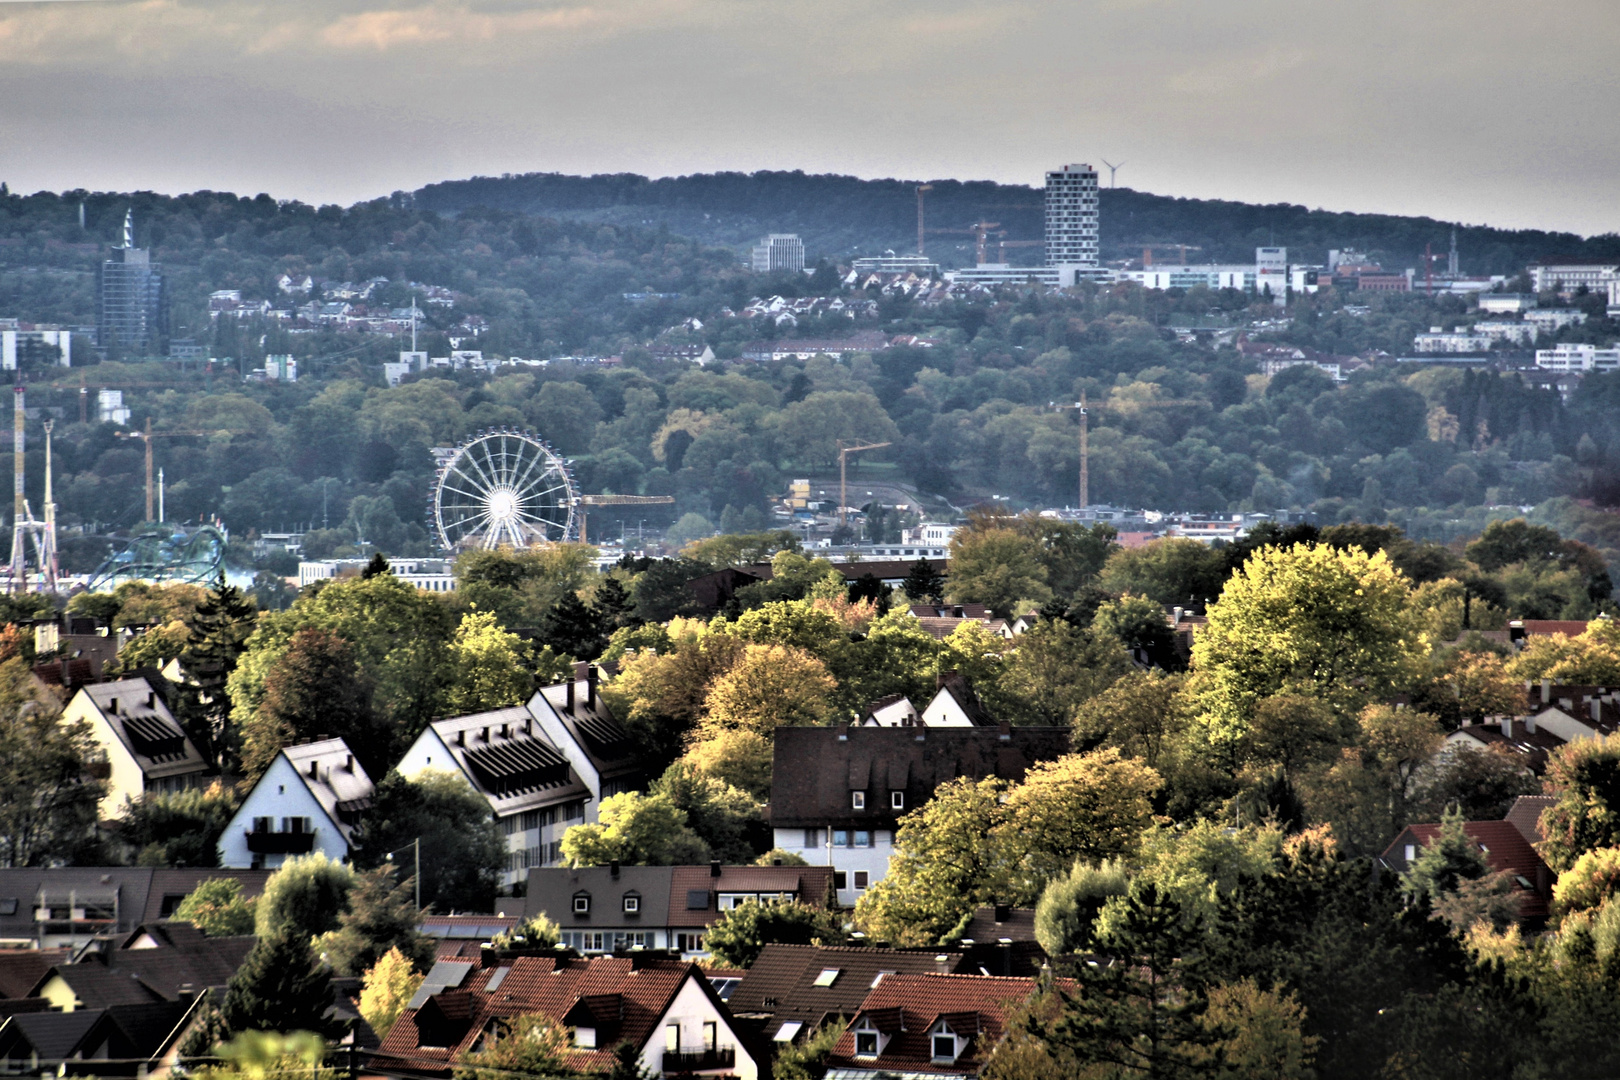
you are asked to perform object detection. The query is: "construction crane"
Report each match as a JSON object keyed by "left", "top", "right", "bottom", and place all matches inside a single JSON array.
[
  {"left": 926, "top": 221, "right": 1004, "bottom": 265},
  {"left": 1051, "top": 397, "right": 1205, "bottom": 510},
  {"left": 837, "top": 440, "right": 891, "bottom": 528},
  {"left": 116, "top": 420, "right": 226, "bottom": 521},
  {"left": 576, "top": 494, "right": 674, "bottom": 545},
  {"left": 995, "top": 239, "right": 1043, "bottom": 262}
]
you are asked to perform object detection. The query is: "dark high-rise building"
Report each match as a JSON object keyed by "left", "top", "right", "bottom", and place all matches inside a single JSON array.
[{"left": 97, "top": 210, "right": 167, "bottom": 356}]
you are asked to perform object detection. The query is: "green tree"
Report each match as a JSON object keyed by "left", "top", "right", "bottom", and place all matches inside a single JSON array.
[
  {"left": 175, "top": 877, "right": 257, "bottom": 937},
  {"left": 653, "top": 761, "right": 764, "bottom": 864},
  {"left": 1093, "top": 593, "right": 1181, "bottom": 667},
  {"left": 559, "top": 790, "right": 709, "bottom": 866},
  {"left": 902, "top": 558, "right": 946, "bottom": 604},
  {"left": 1098, "top": 538, "right": 1228, "bottom": 609},
  {"left": 773, "top": 1020, "right": 848, "bottom": 1080},
  {"left": 0, "top": 657, "right": 103, "bottom": 867},
  {"left": 1538, "top": 735, "right": 1620, "bottom": 873},
  {"left": 698, "top": 643, "right": 835, "bottom": 736},
  {"left": 946, "top": 526, "right": 1051, "bottom": 617},
  {"left": 1034, "top": 859, "right": 1129, "bottom": 956},
  {"left": 118, "top": 782, "right": 239, "bottom": 867},
  {"left": 220, "top": 928, "right": 338, "bottom": 1037},
  {"left": 999, "top": 750, "right": 1162, "bottom": 896},
  {"left": 444, "top": 611, "right": 533, "bottom": 714},
  {"left": 771, "top": 391, "right": 899, "bottom": 467},
  {"left": 175, "top": 575, "right": 259, "bottom": 772},
  {"left": 489, "top": 912, "right": 562, "bottom": 952},
  {"left": 1039, "top": 880, "right": 1217, "bottom": 1080},
  {"left": 358, "top": 947, "right": 424, "bottom": 1042},
  {"left": 705, "top": 899, "right": 845, "bottom": 968},
  {"left": 316, "top": 865, "right": 434, "bottom": 976},
  {"left": 1072, "top": 670, "right": 1187, "bottom": 768},
  {"left": 1192, "top": 542, "right": 1424, "bottom": 750},
  {"left": 996, "top": 618, "right": 1130, "bottom": 726},
  {"left": 453, "top": 1015, "right": 575, "bottom": 1080},
  {"left": 353, "top": 770, "right": 506, "bottom": 913},
  {"left": 255, "top": 852, "right": 357, "bottom": 942},
  {"left": 454, "top": 545, "right": 599, "bottom": 627},
  {"left": 538, "top": 592, "right": 608, "bottom": 660},
  {"left": 1552, "top": 847, "right": 1620, "bottom": 915},
  {"left": 240, "top": 628, "right": 383, "bottom": 780}
]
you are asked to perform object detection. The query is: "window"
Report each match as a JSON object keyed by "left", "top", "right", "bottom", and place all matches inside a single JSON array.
[
  {"left": 851, "top": 791, "right": 865, "bottom": 810},
  {"left": 703, "top": 1022, "right": 717, "bottom": 1050},
  {"left": 676, "top": 932, "right": 705, "bottom": 953},
  {"left": 623, "top": 893, "right": 640, "bottom": 914},
  {"left": 686, "top": 890, "right": 710, "bottom": 910},
  {"left": 871, "top": 970, "right": 895, "bottom": 988},
  {"left": 855, "top": 1031, "right": 879, "bottom": 1057},
  {"left": 891, "top": 790, "right": 905, "bottom": 810},
  {"left": 854, "top": 871, "right": 869, "bottom": 890},
  {"left": 774, "top": 1021, "right": 803, "bottom": 1042},
  {"left": 932, "top": 1034, "right": 956, "bottom": 1061},
  {"left": 563, "top": 802, "right": 585, "bottom": 822},
  {"left": 833, "top": 872, "right": 847, "bottom": 891},
  {"left": 573, "top": 892, "right": 591, "bottom": 914},
  {"left": 575, "top": 1027, "right": 596, "bottom": 1049},
  {"left": 832, "top": 830, "right": 850, "bottom": 847},
  {"left": 665, "top": 1024, "right": 680, "bottom": 1052},
  {"left": 854, "top": 830, "right": 872, "bottom": 847},
  {"left": 813, "top": 968, "right": 840, "bottom": 987},
  {"left": 1404, "top": 844, "right": 1416, "bottom": 862},
  {"left": 802, "top": 828, "right": 821, "bottom": 848}
]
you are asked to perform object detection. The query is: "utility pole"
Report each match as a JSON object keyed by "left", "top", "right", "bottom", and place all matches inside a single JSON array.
[
  {"left": 837, "top": 440, "right": 891, "bottom": 529},
  {"left": 10, "top": 384, "right": 25, "bottom": 592}
]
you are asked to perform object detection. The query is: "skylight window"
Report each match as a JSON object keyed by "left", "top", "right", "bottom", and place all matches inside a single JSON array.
[
  {"left": 774, "top": 1021, "right": 803, "bottom": 1042},
  {"left": 813, "top": 968, "right": 840, "bottom": 987},
  {"left": 871, "top": 970, "right": 895, "bottom": 988}
]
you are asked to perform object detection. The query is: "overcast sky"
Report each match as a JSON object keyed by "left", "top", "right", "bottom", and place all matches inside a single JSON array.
[{"left": 2, "top": 0, "right": 1616, "bottom": 235}]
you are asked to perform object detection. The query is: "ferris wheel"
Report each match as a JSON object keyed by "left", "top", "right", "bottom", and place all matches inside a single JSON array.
[{"left": 430, "top": 429, "right": 577, "bottom": 551}]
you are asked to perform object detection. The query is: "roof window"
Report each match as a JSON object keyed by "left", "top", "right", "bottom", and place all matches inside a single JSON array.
[
  {"left": 812, "top": 968, "right": 839, "bottom": 987},
  {"left": 572, "top": 892, "right": 591, "bottom": 914}
]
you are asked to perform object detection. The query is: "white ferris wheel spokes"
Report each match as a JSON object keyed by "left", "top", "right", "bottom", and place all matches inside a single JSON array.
[{"left": 432, "top": 430, "right": 577, "bottom": 551}]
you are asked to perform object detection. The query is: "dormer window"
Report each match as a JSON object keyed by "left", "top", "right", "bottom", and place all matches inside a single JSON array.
[
  {"left": 891, "top": 790, "right": 905, "bottom": 810},
  {"left": 575, "top": 1027, "right": 596, "bottom": 1049},
  {"left": 573, "top": 892, "right": 591, "bottom": 914},
  {"left": 855, "top": 1030, "right": 879, "bottom": 1058},
  {"left": 623, "top": 892, "right": 640, "bottom": 914},
  {"left": 852, "top": 791, "right": 866, "bottom": 810},
  {"left": 932, "top": 1032, "right": 957, "bottom": 1062}
]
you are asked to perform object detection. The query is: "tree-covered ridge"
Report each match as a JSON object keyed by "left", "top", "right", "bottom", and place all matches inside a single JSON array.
[{"left": 413, "top": 169, "right": 1620, "bottom": 272}]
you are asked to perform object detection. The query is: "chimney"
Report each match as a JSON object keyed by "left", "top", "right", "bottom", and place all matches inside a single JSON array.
[
  {"left": 994, "top": 903, "right": 1011, "bottom": 922},
  {"left": 1526, "top": 713, "right": 1537, "bottom": 735},
  {"left": 1501, "top": 716, "right": 1513, "bottom": 738},
  {"left": 480, "top": 726, "right": 489, "bottom": 742},
  {"left": 309, "top": 759, "right": 319, "bottom": 779},
  {"left": 107, "top": 697, "right": 118, "bottom": 714},
  {"left": 1542, "top": 678, "right": 1551, "bottom": 704},
  {"left": 1593, "top": 699, "right": 1603, "bottom": 724},
  {"left": 147, "top": 691, "right": 155, "bottom": 708},
  {"left": 456, "top": 730, "right": 465, "bottom": 747},
  {"left": 565, "top": 675, "right": 575, "bottom": 714},
  {"left": 610, "top": 859, "right": 619, "bottom": 878},
  {"left": 1509, "top": 621, "right": 1525, "bottom": 644},
  {"left": 710, "top": 860, "right": 722, "bottom": 878},
  {"left": 937, "top": 670, "right": 953, "bottom": 690},
  {"left": 587, "top": 665, "right": 598, "bottom": 710},
  {"left": 998, "top": 720, "right": 1011, "bottom": 742}
]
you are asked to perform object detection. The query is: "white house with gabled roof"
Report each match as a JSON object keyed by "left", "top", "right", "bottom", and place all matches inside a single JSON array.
[
  {"left": 61, "top": 677, "right": 209, "bottom": 819},
  {"left": 218, "top": 738, "right": 373, "bottom": 869}
]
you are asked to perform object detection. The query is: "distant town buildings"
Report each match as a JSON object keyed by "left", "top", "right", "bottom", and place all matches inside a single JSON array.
[
  {"left": 1529, "top": 261, "right": 1620, "bottom": 293},
  {"left": 1536, "top": 343, "right": 1620, "bottom": 373},
  {"left": 1044, "top": 163, "right": 1099, "bottom": 267},
  {"left": 750, "top": 233, "right": 805, "bottom": 273},
  {"left": 97, "top": 389, "right": 130, "bottom": 426},
  {"left": 96, "top": 211, "right": 166, "bottom": 355},
  {"left": 0, "top": 327, "right": 71, "bottom": 370},
  {"left": 850, "top": 251, "right": 939, "bottom": 275}
]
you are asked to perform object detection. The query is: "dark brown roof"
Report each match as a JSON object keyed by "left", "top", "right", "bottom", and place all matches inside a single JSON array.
[
  {"left": 665, "top": 866, "right": 838, "bottom": 928},
  {"left": 1446, "top": 721, "right": 1564, "bottom": 773},
  {"left": 958, "top": 907, "right": 1037, "bottom": 945},
  {"left": 1504, "top": 795, "right": 1555, "bottom": 845},
  {"left": 0, "top": 950, "right": 68, "bottom": 999},
  {"left": 728, "top": 944, "right": 969, "bottom": 1040},
  {"left": 769, "top": 726, "right": 1072, "bottom": 830}
]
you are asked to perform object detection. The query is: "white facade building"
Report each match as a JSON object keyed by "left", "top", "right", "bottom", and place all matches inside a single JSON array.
[
  {"left": 219, "top": 738, "right": 373, "bottom": 870},
  {"left": 901, "top": 522, "right": 959, "bottom": 545},
  {"left": 1044, "top": 164, "right": 1100, "bottom": 268},
  {"left": 1, "top": 329, "right": 72, "bottom": 370},
  {"left": 850, "top": 253, "right": 939, "bottom": 275},
  {"left": 97, "top": 389, "right": 130, "bottom": 426},
  {"left": 1536, "top": 344, "right": 1620, "bottom": 372},
  {"left": 1414, "top": 328, "right": 1493, "bottom": 354},
  {"left": 1472, "top": 321, "right": 1538, "bottom": 346},
  {"left": 1523, "top": 308, "right": 1589, "bottom": 332},
  {"left": 1256, "top": 247, "right": 1288, "bottom": 300},
  {"left": 1477, "top": 293, "right": 1538, "bottom": 314},
  {"left": 61, "top": 678, "right": 210, "bottom": 819},
  {"left": 750, "top": 234, "right": 805, "bottom": 273},
  {"left": 1530, "top": 263, "right": 1619, "bottom": 293}
]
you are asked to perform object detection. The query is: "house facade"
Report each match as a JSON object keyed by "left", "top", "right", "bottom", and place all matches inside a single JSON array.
[
  {"left": 60, "top": 679, "right": 209, "bottom": 819},
  {"left": 371, "top": 953, "right": 760, "bottom": 1080},
  {"left": 395, "top": 664, "right": 641, "bottom": 889},
  {"left": 218, "top": 738, "right": 374, "bottom": 869},
  {"left": 769, "top": 725, "right": 1071, "bottom": 907}
]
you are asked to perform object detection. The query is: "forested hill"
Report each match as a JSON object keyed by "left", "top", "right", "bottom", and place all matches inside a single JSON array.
[{"left": 412, "top": 170, "right": 1620, "bottom": 274}]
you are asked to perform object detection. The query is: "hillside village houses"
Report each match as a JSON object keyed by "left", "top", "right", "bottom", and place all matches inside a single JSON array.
[
  {"left": 218, "top": 738, "right": 375, "bottom": 870},
  {"left": 61, "top": 677, "right": 209, "bottom": 819}
]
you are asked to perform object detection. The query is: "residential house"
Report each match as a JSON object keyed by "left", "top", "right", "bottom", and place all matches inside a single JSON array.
[
  {"left": 1504, "top": 795, "right": 1554, "bottom": 846},
  {"left": 769, "top": 725, "right": 1072, "bottom": 907},
  {"left": 61, "top": 678, "right": 210, "bottom": 818},
  {"left": 1442, "top": 680, "right": 1620, "bottom": 773},
  {"left": 30, "top": 922, "right": 255, "bottom": 1011},
  {"left": 1380, "top": 818, "right": 1553, "bottom": 923},
  {"left": 396, "top": 664, "right": 641, "bottom": 889},
  {"left": 0, "top": 869, "right": 273, "bottom": 951},
  {"left": 218, "top": 738, "right": 374, "bottom": 869},
  {"left": 511, "top": 863, "right": 837, "bottom": 959},
  {"left": 727, "top": 944, "right": 970, "bottom": 1044},
  {"left": 371, "top": 953, "right": 761, "bottom": 1080},
  {"left": 0, "top": 999, "right": 203, "bottom": 1077},
  {"left": 825, "top": 973, "right": 1065, "bottom": 1079},
  {"left": 856, "top": 672, "right": 996, "bottom": 728}
]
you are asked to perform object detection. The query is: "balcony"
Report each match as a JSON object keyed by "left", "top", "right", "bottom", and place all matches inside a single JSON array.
[
  {"left": 661, "top": 1046, "right": 735, "bottom": 1073},
  {"left": 245, "top": 829, "right": 316, "bottom": 855}
]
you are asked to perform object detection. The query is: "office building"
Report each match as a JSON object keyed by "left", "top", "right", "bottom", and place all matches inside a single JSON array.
[
  {"left": 96, "top": 211, "right": 167, "bottom": 356},
  {"left": 751, "top": 233, "right": 805, "bottom": 273},
  {"left": 1044, "top": 164, "right": 1100, "bottom": 268},
  {"left": 0, "top": 328, "right": 71, "bottom": 370}
]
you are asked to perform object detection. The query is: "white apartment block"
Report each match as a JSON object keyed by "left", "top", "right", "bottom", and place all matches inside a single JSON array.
[
  {"left": 1413, "top": 328, "right": 1492, "bottom": 354},
  {"left": 1472, "top": 321, "right": 1537, "bottom": 346},
  {"left": 1477, "top": 293, "right": 1537, "bottom": 314},
  {"left": 1536, "top": 344, "right": 1620, "bottom": 372},
  {"left": 1044, "top": 164, "right": 1099, "bottom": 268},
  {"left": 1523, "top": 308, "right": 1588, "bottom": 332},
  {"left": 750, "top": 234, "right": 805, "bottom": 273},
  {"left": 1, "top": 329, "right": 72, "bottom": 369},
  {"left": 1530, "top": 263, "right": 1619, "bottom": 293}
]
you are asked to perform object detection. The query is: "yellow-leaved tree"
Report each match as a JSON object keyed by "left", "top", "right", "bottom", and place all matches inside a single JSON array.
[
  {"left": 1192, "top": 542, "right": 1425, "bottom": 752},
  {"left": 358, "top": 947, "right": 424, "bottom": 1041}
]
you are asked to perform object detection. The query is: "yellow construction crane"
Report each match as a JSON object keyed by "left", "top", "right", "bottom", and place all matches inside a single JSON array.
[
  {"left": 576, "top": 494, "right": 675, "bottom": 545},
  {"left": 1050, "top": 397, "right": 1204, "bottom": 509},
  {"left": 837, "top": 440, "right": 891, "bottom": 527}
]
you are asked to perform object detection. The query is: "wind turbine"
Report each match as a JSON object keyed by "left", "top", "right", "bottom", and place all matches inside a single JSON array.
[{"left": 1100, "top": 160, "right": 1124, "bottom": 189}]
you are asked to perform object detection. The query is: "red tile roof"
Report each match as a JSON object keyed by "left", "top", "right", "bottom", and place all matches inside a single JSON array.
[
  {"left": 372, "top": 954, "right": 730, "bottom": 1076},
  {"left": 1381, "top": 820, "right": 1552, "bottom": 920},
  {"left": 826, "top": 973, "right": 1067, "bottom": 1076}
]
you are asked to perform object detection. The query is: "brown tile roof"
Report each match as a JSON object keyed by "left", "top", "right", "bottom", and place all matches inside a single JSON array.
[
  {"left": 728, "top": 944, "right": 969, "bottom": 1040},
  {"left": 1518, "top": 620, "right": 1590, "bottom": 637},
  {"left": 1504, "top": 795, "right": 1555, "bottom": 845},
  {"left": 958, "top": 907, "right": 1037, "bottom": 945},
  {"left": 372, "top": 954, "right": 734, "bottom": 1076},
  {"left": 1381, "top": 820, "right": 1552, "bottom": 920},
  {"left": 826, "top": 973, "right": 1066, "bottom": 1076},
  {"left": 0, "top": 951, "right": 68, "bottom": 999},
  {"left": 769, "top": 726, "right": 1072, "bottom": 830}
]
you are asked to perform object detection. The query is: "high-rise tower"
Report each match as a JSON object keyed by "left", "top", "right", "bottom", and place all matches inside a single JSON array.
[
  {"left": 97, "top": 210, "right": 167, "bottom": 357},
  {"left": 1044, "top": 164, "right": 1100, "bottom": 268}
]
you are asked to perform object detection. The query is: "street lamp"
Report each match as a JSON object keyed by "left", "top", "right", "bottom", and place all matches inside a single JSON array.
[{"left": 386, "top": 837, "right": 422, "bottom": 911}]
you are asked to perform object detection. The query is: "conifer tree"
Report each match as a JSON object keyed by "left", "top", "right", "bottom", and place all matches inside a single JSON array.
[
  {"left": 902, "top": 558, "right": 945, "bottom": 605},
  {"left": 176, "top": 574, "right": 258, "bottom": 772},
  {"left": 221, "top": 928, "right": 337, "bottom": 1037}
]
